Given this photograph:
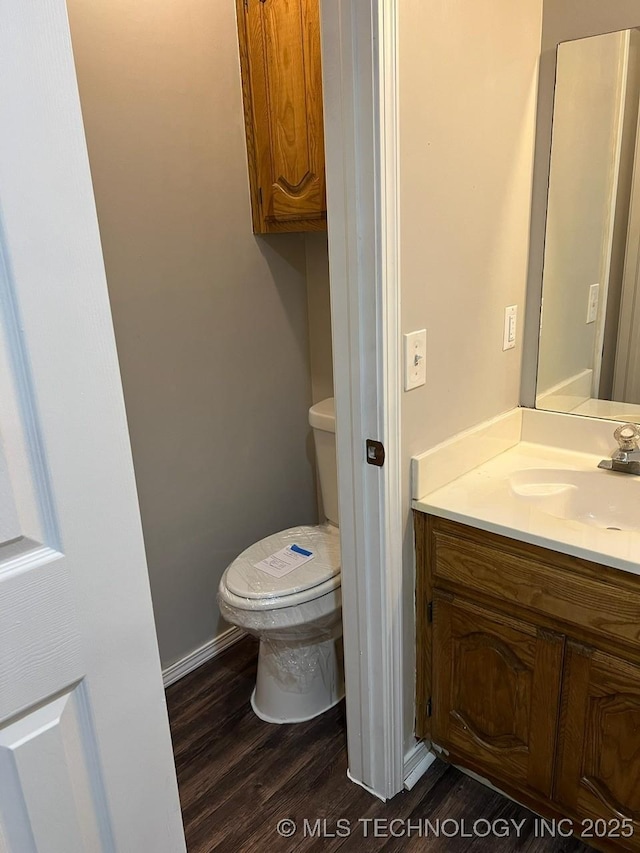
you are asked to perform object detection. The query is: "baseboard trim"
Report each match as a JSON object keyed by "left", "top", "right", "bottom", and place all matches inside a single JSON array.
[
  {"left": 403, "top": 740, "right": 437, "bottom": 790},
  {"left": 162, "top": 626, "right": 245, "bottom": 688}
]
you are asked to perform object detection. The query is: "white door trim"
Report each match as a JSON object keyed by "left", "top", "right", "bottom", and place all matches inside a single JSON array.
[{"left": 320, "top": 0, "right": 405, "bottom": 800}]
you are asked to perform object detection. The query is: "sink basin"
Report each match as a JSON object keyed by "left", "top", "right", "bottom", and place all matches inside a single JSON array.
[{"left": 509, "top": 468, "right": 640, "bottom": 532}]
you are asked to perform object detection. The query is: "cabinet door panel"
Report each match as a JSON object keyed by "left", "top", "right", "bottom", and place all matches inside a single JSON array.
[
  {"left": 244, "top": 0, "right": 325, "bottom": 230},
  {"left": 556, "top": 643, "right": 640, "bottom": 846},
  {"left": 432, "top": 592, "right": 564, "bottom": 798}
]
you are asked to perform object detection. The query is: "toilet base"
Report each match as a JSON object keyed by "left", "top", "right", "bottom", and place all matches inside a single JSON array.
[
  {"left": 250, "top": 685, "right": 345, "bottom": 724},
  {"left": 250, "top": 634, "right": 344, "bottom": 724}
]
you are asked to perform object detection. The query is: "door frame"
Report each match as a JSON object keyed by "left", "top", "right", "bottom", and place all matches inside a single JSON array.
[{"left": 320, "top": 0, "right": 406, "bottom": 800}]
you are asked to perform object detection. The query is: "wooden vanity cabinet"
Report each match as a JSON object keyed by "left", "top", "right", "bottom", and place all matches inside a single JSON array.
[
  {"left": 432, "top": 592, "right": 564, "bottom": 800},
  {"left": 556, "top": 644, "right": 640, "bottom": 832},
  {"left": 416, "top": 512, "right": 640, "bottom": 850},
  {"left": 235, "top": 0, "right": 326, "bottom": 234}
]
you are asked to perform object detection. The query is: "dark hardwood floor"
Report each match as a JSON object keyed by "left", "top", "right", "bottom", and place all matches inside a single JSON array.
[{"left": 166, "top": 637, "right": 590, "bottom": 852}]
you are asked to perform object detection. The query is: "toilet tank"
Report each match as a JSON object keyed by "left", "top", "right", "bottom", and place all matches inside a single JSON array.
[{"left": 308, "top": 397, "right": 338, "bottom": 526}]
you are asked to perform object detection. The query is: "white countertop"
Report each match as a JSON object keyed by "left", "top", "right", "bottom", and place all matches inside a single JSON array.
[
  {"left": 413, "top": 441, "right": 640, "bottom": 576},
  {"left": 570, "top": 398, "right": 640, "bottom": 421}
]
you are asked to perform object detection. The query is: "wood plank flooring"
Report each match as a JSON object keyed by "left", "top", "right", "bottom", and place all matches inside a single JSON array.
[{"left": 166, "top": 637, "right": 590, "bottom": 853}]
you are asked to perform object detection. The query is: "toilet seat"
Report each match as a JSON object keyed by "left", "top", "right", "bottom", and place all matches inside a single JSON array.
[
  {"left": 219, "top": 574, "right": 340, "bottom": 612},
  {"left": 221, "top": 524, "right": 341, "bottom": 610}
]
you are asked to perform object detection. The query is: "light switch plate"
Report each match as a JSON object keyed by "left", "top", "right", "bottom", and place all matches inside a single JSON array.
[
  {"left": 586, "top": 283, "right": 599, "bottom": 324},
  {"left": 404, "top": 329, "right": 426, "bottom": 390},
  {"left": 503, "top": 305, "right": 517, "bottom": 351}
]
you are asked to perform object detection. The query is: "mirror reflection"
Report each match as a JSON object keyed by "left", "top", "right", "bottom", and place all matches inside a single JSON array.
[{"left": 536, "top": 28, "right": 640, "bottom": 421}]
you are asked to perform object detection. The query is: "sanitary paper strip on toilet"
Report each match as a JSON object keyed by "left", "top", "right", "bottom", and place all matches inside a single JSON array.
[{"left": 253, "top": 544, "right": 314, "bottom": 578}]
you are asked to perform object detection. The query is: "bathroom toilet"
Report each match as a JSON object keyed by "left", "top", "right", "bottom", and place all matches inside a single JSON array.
[{"left": 218, "top": 398, "right": 344, "bottom": 724}]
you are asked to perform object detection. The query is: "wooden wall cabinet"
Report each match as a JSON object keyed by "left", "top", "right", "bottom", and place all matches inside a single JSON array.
[
  {"left": 236, "top": 0, "right": 326, "bottom": 234},
  {"left": 416, "top": 513, "right": 640, "bottom": 851}
]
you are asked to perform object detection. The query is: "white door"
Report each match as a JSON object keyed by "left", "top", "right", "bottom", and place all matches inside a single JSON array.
[{"left": 0, "top": 1, "right": 186, "bottom": 851}]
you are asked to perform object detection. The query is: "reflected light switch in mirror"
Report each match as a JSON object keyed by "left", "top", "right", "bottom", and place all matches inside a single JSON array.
[{"left": 587, "top": 283, "right": 599, "bottom": 324}]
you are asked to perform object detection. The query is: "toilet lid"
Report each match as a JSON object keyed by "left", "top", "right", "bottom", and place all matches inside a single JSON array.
[{"left": 225, "top": 524, "right": 341, "bottom": 600}]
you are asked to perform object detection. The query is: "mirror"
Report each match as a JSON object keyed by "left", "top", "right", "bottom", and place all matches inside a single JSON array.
[{"left": 536, "top": 28, "right": 640, "bottom": 421}]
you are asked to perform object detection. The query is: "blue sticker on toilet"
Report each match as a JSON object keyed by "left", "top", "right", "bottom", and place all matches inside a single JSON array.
[{"left": 291, "top": 544, "right": 313, "bottom": 557}]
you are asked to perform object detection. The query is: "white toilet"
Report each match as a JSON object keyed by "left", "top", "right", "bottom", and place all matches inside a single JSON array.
[{"left": 218, "top": 397, "right": 344, "bottom": 724}]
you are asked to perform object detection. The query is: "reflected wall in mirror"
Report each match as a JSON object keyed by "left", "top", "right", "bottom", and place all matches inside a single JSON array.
[{"left": 536, "top": 28, "right": 640, "bottom": 421}]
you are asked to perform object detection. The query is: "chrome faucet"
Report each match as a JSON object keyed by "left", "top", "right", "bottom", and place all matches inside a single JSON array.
[{"left": 598, "top": 423, "right": 640, "bottom": 475}]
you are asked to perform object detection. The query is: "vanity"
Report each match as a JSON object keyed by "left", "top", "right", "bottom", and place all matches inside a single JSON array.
[
  {"left": 414, "top": 434, "right": 640, "bottom": 850},
  {"left": 410, "top": 4, "right": 640, "bottom": 847}
]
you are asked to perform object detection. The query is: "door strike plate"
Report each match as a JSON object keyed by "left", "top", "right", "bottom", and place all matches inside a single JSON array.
[{"left": 366, "top": 439, "right": 385, "bottom": 467}]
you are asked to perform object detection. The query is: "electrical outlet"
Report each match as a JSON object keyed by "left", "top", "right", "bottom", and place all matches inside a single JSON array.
[
  {"left": 503, "top": 305, "right": 517, "bottom": 351},
  {"left": 404, "top": 330, "right": 426, "bottom": 390},
  {"left": 586, "top": 283, "right": 599, "bottom": 324}
]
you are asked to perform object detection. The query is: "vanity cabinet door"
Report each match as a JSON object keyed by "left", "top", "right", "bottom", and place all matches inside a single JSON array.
[
  {"left": 236, "top": 0, "right": 326, "bottom": 233},
  {"left": 432, "top": 591, "right": 565, "bottom": 798},
  {"left": 555, "top": 642, "right": 640, "bottom": 849}
]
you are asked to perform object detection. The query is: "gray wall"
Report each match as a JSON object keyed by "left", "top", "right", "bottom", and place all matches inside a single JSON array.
[
  {"left": 67, "top": 0, "right": 319, "bottom": 668},
  {"left": 305, "top": 234, "right": 334, "bottom": 406}
]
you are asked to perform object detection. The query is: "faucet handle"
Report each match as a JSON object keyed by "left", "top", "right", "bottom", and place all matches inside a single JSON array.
[{"left": 614, "top": 423, "right": 640, "bottom": 451}]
